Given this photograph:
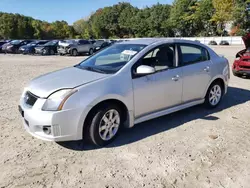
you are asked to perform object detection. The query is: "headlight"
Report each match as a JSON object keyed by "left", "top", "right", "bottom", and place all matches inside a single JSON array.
[
  {"left": 7, "top": 45, "right": 13, "bottom": 48},
  {"left": 42, "top": 89, "right": 77, "bottom": 111}
]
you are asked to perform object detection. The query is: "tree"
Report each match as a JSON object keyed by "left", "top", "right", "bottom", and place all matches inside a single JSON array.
[
  {"left": 211, "top": 0, "right": 233, "bottom": 35},
  {"left": 169, "top": 0, "right": 198, "bottom": 37}
]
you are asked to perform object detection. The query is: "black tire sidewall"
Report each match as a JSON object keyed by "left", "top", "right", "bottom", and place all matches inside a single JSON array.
[
  {"left": 72, "top": 49, "right": 77, "bottom": 56},
  {"left": 88, "top": 104, "right": 122, "bottom": 146},
  {"left": 50, "top": 49, "right": 55, "bottom": 55},
  {"left": 89, "top": 48, "right": 93, "bottom": 55},
  {"left": 205, "top": 82, "right": 223, "bottom": 108}
]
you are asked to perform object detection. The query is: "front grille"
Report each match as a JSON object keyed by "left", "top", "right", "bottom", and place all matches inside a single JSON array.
[
  {"left": 24, "top": 91, "right": 38, "bottom": 107},
  {"left": 240, "top": 65, "right": 250, "bottom": 69}
]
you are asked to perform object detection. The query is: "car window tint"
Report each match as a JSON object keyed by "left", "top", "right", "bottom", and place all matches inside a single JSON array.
[
  {"left": 80, "top": 40, "right": 89, "bottom": 45},
  {"left": 140, "top": 45, "right": 175, "bottom": 72},
  {"left": 180, "top": 45, "right": 209, "bottom": 65}
]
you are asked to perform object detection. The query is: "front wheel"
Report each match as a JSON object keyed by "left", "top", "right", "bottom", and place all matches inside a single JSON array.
[
  {"left": 72, "top": 49, "right": 78, "bottom": 56},
  {"left": 204, "top": 82, "right": 223, "bottom": 108},
  {"left": 89, "top": 48, "right": 94, "bottom": 55},
  {"left": 85, "top": 104, "right": 122, "bottom": 146},
  {"left": 50, "top": 49, "right": 55, "bottom": 55}
]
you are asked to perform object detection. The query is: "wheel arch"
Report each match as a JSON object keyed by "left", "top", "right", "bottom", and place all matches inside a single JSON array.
[
  {"left": 204, "top": 76, "right": 226, "bottom": 98},
  {"left": 77, "top": 96, "right": 133, "bottom": 140}
]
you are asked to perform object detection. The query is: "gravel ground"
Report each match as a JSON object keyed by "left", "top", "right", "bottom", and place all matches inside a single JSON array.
[{"left": 0, "top": 46, "right": 250, "bottom": 188}]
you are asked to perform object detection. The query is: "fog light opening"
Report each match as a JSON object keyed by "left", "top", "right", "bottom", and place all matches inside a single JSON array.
[{"left": 43, "top": 126, "right": 52, "bottom": 135}]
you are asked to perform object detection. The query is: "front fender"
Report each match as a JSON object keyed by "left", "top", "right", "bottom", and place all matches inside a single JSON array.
[{"left": 75, "top": 94, "right": 133, "bottom": 139}]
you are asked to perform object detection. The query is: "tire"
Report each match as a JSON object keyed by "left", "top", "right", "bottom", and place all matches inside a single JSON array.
[
  {"left": 233, "top": 71, "right": 241, "bottom": 77},
  {"left": 204, "top": 81, "right": 223, "bottom": 108},
  {"left": 72, "top": 49, "right": 78, "bottom": 56},
  {"left": 85, "top": 104, "right": 122, "bottom": 146},
  {"left": 89, "top": 48, "right": 94, "bottom": 55},
  {"left": 50, "top": 49, "right": 55, "bottom": 55}
]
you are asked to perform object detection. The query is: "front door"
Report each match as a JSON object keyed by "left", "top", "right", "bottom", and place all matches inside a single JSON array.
[{"left": 132, "top": 44, "right": 183, "bottom": 118}]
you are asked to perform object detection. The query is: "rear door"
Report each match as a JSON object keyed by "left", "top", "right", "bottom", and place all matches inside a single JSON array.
[{"left": 178, "top": 43, "right": 212, "bottom": 102}]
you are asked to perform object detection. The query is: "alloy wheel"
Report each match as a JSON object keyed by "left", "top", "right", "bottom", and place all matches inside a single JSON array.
[
  {"left": 209, "top": 85, "right": 222, "bottom": 106},
  {"left": 99, "top": 109, "right": 120, "bottom": 141}
]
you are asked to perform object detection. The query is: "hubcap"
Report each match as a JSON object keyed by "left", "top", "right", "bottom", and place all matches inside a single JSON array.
[
  {"left": 99, "top": 109, "right": 120, "bottom": 141},
  {"left": 209, "top": 85, "right": 222, "bottom": 106}
]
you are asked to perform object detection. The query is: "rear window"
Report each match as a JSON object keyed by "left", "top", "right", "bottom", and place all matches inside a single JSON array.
[{"left": 179, "top": 44, "right": 209, "bottom": 65}]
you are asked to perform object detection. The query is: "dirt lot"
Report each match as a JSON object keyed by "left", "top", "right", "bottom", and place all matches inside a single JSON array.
[{"left": 0, "top": 46, "right": 250, "bottom": 188}]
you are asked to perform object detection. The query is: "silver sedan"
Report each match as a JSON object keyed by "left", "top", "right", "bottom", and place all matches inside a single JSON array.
[{"left": 19, "top": 38, "right": 230, "bottom": 146}]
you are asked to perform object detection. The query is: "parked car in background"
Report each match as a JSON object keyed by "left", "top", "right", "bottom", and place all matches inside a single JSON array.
[
  {"left": 58, "top": 39, "right": 94, "bottom": 56},
  {"left": 0, "top": 41, "right": 7, "bottom": 53},
  {"left": 89, "top": 39, "right": 96, "bottom": 44},
  {"left": 233, "top": 33, "right": 250, "bottom": 77},
  {"left": 19, "top": 38, "right": 230, "bottom": 146},
  {"left": 93, "top": 40, "right": 111, "bottom": 52},
  {"left": 19, "top": 40, "right": 49, "bottom": 54},
  {"left": 35, "top": 40, "right": 59, "bottom": 55},
  {"left": 208, "top": 41, "right": 217, "bottom": 45},
  {"left": 3, "top": 40, "right": 33, "bottom": 53},
  {"left": 219, "top": 41, "right": 230, "bottom": 45}
]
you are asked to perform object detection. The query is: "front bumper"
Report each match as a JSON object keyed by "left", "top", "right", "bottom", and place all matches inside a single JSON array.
[
  {"left": 19, "top": 99, "right": 84, "bottom": 142},
  {"left": 58, "top": 48, "right": 70, "bottom": 54},
  {"left": 233, "top": 69, "right": 250, "bottom": 75}
]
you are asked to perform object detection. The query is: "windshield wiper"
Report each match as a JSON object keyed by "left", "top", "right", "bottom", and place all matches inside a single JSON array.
[{"left": 78, "top": 66, "right": 108, "bottom": 74}]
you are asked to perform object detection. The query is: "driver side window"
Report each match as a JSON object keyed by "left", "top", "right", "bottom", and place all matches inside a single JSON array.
[{"left": 140, "top": 45, "right": 175, "bottom": 72}]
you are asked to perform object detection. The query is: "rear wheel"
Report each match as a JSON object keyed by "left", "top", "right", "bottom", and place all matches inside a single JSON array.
[
  {"left": 204, "top": 82, "right": 223, "bottom": 108},
  {"left": 72, "top": 49, "right": 78, "bottom": 56},
  {"left": 84, "top": 104, "right": 122, "bottom": 146}
]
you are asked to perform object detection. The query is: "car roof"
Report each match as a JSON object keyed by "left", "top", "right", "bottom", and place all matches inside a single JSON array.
[{"left": 120, "top": 38, "right": 203, "bottom": 46}]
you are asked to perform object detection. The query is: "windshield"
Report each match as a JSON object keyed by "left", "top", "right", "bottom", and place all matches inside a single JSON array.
[
  {"left": 44, "top": 40, "right": 58, "bottom": 46},
  {"left": 76, "top": 44, "right": 146, "bottom": 74},
  {"left": 10, "top": 40, "right": 23, "bottom": 45},
  {"left": 94, "top": 41, "right": 104, "bottom": 46}
]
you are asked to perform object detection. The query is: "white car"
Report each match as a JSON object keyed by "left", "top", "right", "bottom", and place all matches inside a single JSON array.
[{"left": 19, "top": 38, "right": 230, "bottom": 146}]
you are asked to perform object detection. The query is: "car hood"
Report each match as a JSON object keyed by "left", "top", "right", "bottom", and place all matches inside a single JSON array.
[
  {"left": 20, "top": 45, "right": 32, "bottom": 49},
  {"left": 242, "top": 33, "right": 250, "bottom": 49},
  {"left": 28, "top": 67, "right": 110, "bottom": 98},
  {"left": 59, "top": 42, "right": 71, "bottom": 47}
]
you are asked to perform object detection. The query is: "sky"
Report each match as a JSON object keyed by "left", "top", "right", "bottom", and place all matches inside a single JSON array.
[{"left": 0, "top": 0, "right": 174, "bottom": 25}]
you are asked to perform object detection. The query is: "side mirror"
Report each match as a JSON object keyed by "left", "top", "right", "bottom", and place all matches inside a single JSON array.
[{"left": 136, "top": 65, "right": 155, "bottom": 75}]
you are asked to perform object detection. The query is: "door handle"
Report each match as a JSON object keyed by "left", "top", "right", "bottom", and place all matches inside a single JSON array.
[
  {"left": 204, "top": 66, "right": 210, "bottom": 72},
  {"left": 172, "top": 75, "right": 180, "bottom": 81}
]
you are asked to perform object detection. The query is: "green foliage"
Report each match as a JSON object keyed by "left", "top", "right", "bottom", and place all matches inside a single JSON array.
[
  {"left": 0, "top": 12, "right": 74, "bottom": 39},
  {"left": 1, "top": 1, "right": 250, "bottom": 39}
]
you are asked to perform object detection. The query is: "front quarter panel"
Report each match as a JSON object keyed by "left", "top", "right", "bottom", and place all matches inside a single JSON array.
[{"left": 62, "top": 71, "right": 134, "bottom": 139}]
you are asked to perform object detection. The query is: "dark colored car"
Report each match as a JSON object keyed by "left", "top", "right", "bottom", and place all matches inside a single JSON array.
[
  {"left": 34, "top": 40, "right": 59, "bottom": 55},
  {"left": 3, "top": 40, "right": 33, "bottom": 53},
  {"left": 219, "top": 40, "right": 230, "bottom": 45},
  {"left": 0, "top": 41, "right": 7, "bottom": 53},
  {"left": 93, "top": 40, "right": 111, "bottom": 52},
  {"left": 232, "top": 33, "right": 250, "bottom": 77},
  {"left": 19, "top": 40, "right": 49, "bottom": 54},
  {"left": 208, "top": 41, "right": 217, "bottom": 45}
]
